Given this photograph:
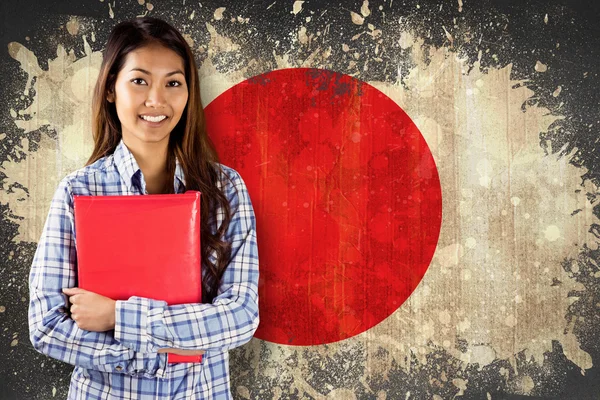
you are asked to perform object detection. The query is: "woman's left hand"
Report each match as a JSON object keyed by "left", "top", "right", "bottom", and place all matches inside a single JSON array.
[{"left": 62, "top": 287, "right": 116, "bottom": 332}]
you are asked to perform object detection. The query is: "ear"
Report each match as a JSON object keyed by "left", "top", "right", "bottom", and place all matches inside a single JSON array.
[{"left": 106, "top": 91, "right": 115, "bottom": 103}]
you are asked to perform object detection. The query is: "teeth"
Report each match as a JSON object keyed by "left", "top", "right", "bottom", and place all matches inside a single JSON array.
[{"left": 141, "top": 115, "right": 167, "bottom": 122}]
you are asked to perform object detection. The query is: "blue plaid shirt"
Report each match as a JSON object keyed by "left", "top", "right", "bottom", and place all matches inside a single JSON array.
[{"left": 28, "top": 139, "right": 260, "bottom": 399}]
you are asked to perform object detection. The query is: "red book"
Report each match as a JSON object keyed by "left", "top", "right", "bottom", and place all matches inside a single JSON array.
[{"left": 73, "top": 191, "right": 203, "bottom": 364}]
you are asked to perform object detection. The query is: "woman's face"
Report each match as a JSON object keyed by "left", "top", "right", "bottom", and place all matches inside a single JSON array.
[{"left": 108, "top": 43, "right": 189, "bottom": 147}]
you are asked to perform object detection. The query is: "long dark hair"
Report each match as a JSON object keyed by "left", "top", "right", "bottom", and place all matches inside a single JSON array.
[{"left": 86, "top": 16, "right": 232, "bottom": 303}]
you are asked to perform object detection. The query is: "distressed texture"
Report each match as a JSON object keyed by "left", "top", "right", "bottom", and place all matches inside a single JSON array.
[{"left": 1, "top": 0, "right": 599, "bottom": 399}]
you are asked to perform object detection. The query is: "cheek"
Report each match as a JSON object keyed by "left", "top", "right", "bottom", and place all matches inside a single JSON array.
[
  {"left": 115, "top": 90, "right": 138, "bottom": 118},
  {"left": 174, "top": 94, "right": 189, "bottom": 115}
]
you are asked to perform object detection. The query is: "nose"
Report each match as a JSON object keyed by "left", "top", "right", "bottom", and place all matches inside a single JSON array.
[{"left": 144, "top": 83, "right": 167, "bottom": 108}]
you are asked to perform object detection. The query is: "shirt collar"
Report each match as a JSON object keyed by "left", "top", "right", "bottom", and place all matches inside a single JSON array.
[
  {"left": 174, "top": 156, "right": 186, "bottom": 190},
  {"left": 113, "top": 138, "right": 186, "bottom": 194}
]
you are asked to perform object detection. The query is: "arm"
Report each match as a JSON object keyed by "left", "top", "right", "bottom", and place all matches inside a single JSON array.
[
  {"left": 28, "top": 177, "right": 167, "bottom": 377},
  {"left": 113, "top": 169, "right": 260, "bottom": 353}
]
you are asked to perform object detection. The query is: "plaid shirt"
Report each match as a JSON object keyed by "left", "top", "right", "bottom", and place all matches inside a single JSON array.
[{"left": 28, "top": 139, "right": 260, "bottom": 399}]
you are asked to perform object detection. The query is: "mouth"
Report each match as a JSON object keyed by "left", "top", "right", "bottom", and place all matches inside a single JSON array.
[{"left": 139, "top": 115, "right": 169, "bottom": 126}]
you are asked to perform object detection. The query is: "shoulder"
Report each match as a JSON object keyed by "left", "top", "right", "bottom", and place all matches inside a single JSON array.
[
  {"left": 211, "top": 163, "right": 254, "bottom": 209},
  {"left": 57, "top": 155, "right": 115, "bottom": 197},
  {"left": 213, "top": 163, "right": 247, "bottom": 193},
  {"left": 211, "top": 164, "right": 255, "bottom": 232}
]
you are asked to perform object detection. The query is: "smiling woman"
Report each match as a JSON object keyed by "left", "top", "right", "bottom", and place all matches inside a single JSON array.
[
  {"left": 27, "top": 16, "right": 260, "bottom": 400},
  {"left": 107, "top": 42, "right": 189, "bottom": 194}
]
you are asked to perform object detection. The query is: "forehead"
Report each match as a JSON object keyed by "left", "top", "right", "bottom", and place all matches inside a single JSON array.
[{"left": 122, "top": 43, "right": 185, "bottom": 72}]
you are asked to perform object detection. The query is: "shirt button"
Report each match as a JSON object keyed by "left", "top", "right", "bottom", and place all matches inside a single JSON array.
[{"left": 115, "top": 366, "right": 123, "bottom": 371}]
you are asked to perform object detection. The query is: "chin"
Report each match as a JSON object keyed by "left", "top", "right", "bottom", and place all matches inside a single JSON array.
[{"left": 128, "top": 131, "right": 171, "bottom": 145}]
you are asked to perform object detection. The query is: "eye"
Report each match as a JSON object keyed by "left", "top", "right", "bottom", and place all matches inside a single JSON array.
[
  {"left": 168, "top": 80, "right": 183, "bottom": 87},
  {"left": 131, "top": 78, "right": 147, "bottom": 85}
]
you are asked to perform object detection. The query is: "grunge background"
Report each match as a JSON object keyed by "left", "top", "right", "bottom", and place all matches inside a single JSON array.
[{"left": 1, "top": 0, "right": 600, "bottom": 398}]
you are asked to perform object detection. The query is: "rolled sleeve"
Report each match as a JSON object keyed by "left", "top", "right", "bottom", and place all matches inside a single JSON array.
[{"left": 112, "top": 168, "right": 260, "bottom": 352}]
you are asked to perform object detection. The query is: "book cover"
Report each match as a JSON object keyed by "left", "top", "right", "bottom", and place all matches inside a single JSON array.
[{"left": 73, "top": 191, "right": 203, "bottom": 364}]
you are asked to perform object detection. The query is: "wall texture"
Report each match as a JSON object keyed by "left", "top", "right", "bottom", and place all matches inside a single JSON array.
[{"left": 1, "top": 0, "right": 599, "bottom": 399}]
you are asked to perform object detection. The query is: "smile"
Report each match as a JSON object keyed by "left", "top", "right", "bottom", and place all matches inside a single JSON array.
[{"left": 140, "top": 115, "right": 167, "bottom": 122}]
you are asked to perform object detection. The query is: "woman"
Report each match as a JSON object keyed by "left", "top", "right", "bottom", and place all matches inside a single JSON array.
[{"left": 28, "top": 16, "right": 259, "bottom": 399}]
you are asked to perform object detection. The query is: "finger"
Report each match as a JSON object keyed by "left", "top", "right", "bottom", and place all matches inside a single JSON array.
[
  {"left": 62, "top": 287, "right": 86, "bottom": 295},
  {"left": 67, "top": 294, "right": 81, "bottom": 304}
]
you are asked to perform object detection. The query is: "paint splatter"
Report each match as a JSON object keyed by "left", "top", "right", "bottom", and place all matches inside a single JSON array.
[
  {"left": 214, "top": 7, "right": 226, "bottom": 20},
  {"left": 350, "top": 11, "right": 364, "bottom": 25},
  {"left": 535, "top": 60, "right": 548, "bottom": 72},
  {"left": 360, "top": 0, "right": 371, "bottom": 17},
  {"left": 292, "top": 1, "right": 304, "bottom": 15}
]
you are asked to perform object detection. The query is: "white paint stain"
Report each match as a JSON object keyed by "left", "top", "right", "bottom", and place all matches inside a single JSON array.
[
  {"left": 505, "top": 315, "right": 517, "bottom": 327},
  {"left": 535, "top": 60, "right": 547, "bottom": 72},
  {"left": 292, "top": 1, "right": 304, "bottom": 15},
  {"left": 465, "top": 237, "right": 477, "bottom": 248},
  {"left": 236, "top": 386, "right": 250, "bottom": 399},
  {"left": 452, "top": 378, "right": 468, "bottom": 396},
  {"left": 468, "top": 345, "right": 496, "bottom": 369},
  {"left": 66, "top": 17, "right": 80, "bottom": 36},
  {"left": 298, "top": 26, "right": 309, "bottom": 44},
  {"left": 360, "top": 0, "right": 371, "bottom": 17},
  {"left": 442, "top": 26, "right": 454, "bottom": 45},
  {"left": 438, "top": 310, "right": 451, "bottom": 324},
  {"left": 214, "top": 7, "right": 226, "bottom": 20},
  {"left": 519, "top": 375, "right": 535, "bottom": 394},
  {"left": 350, "top": 11, "right": 364, "bottom": 25},
  {"left": 553, "top": 86, "right": 562, "bottom": 97},
  {"left": 435, "top": 243, "right": 464, "bottom": 269},
  {"left": 544, "top": 225, "right": 560, "bottom": 241},
  {"left": 398, "top": 31, "right": 414, "bottom": 49}
]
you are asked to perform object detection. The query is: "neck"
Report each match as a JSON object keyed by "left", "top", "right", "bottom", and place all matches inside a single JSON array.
[{"left": 123, "top": 136, "right": 170, "bottom": 194}]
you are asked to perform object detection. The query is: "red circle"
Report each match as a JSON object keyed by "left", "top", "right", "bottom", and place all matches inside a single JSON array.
[{"left": 205, "top": 68, "right": 442, "bottom": 345}]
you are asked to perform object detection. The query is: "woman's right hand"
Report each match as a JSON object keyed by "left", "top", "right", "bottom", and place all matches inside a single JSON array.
[{"left": 158, "top": 348, "right": 205, "bottom": 356}]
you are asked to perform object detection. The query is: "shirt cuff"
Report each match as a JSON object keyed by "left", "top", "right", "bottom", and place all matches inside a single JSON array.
[
  {"left": 114, "top": 296, "right": 166, "bottom": 354},
  {"left": 125, "top": 351, "right": 168, "bottom": 379}
]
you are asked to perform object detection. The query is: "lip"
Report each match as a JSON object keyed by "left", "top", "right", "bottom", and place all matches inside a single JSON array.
[
  {"left": 140, "top": 113, "right": 168, "bottom": 117},
  {"left": 139, "top": 115, "right": 169, "bottom": 127}
]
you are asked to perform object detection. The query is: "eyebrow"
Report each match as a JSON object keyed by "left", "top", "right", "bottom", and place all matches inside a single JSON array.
[{"left": 129, "top": 68, "right": 184, "bottom": 77}]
